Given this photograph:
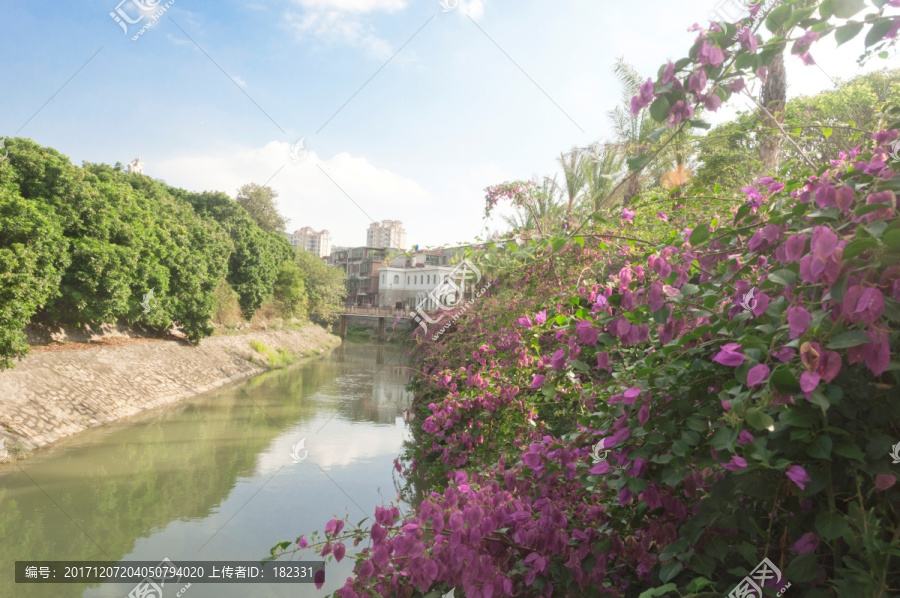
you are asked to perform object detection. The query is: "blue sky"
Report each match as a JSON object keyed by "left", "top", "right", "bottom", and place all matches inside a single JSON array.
[{"left": 2, "top": 0, "right": 896, "bottom": 248}]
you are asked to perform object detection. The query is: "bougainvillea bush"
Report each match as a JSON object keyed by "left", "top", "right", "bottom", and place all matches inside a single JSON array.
[{"left": 272, "top": 1, "right": 900, "bottom": 596}]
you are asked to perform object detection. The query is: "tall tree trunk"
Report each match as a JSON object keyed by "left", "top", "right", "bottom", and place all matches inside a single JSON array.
[{"left": 759, "top": 48, "right": 787, "bottom": 170}]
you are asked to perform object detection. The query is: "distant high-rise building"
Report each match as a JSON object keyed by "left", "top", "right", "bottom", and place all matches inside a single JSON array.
[
  {"left": 366, "top": 220, "right": 407, "bottom": 250},
  {"left": 287, "top": 227, "right": 331, "bottom": 258}
]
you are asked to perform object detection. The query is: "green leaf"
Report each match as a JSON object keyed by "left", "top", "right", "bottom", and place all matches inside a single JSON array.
[
  {"left": 686, "top": 576, "right": 715, "bottom": 592},
  {"left": 766, "top": 4, "right": 793, "bottom": 33},
  {"left": 771, "top": 367, "right": 802, "bottom": 393},
  {"left": 659, "top": 561, "right": 684, "bottom": 584},
  {"left": 689, "top": 224, "right": 709, "bottom": 245},
  {"left": 815, "top": 511, "right": 849, "bottom": 540},
  {"left": 822, "top": 127, "right": 833, "bottom": 139},
  {"left": 865, "top": 18, "right": 895, "bottom": 48},
  {"left": 550, "top": 237, "right": 566, "bottom": 252},
  {"left": 649, "top": 96, "right": 671, "bottom": 123},
  {"left": 832, "top": 0, "right": 866, "bottom": 18},
  {"left": 638, "top": 583, "right": 678, "bottom": 598},
  {"left": 627, "top": 154, "right": 652, "bottom": 171},
  {"left": 745, "top": 408, "right": 775, "bottom": 432},
  {"left": 834, "top": 442, "right": 866, "bottom": 462},
  {"left": 819, "top": 0, "right": 834, "bottom": 19},
  {"left": 841, "top": 238, "right": 878, "bottom": 259},
  {"left": 688, "top": 119, "right": 712, "bottom": 130},
  {"left": 827, "top": 330, "right": 872, "bottom": 349},
  {"left": 768, "top": 269, "right": 797, "bottom": 286},
  {"left": 835, "top": 21, "right": 864, "bottom": 45},
  {"left": 573, "top": 236, "right": 585, "bottom": 248},
  {"left": 786, "top": 553, "right": 819, "bottom": 583},
  {"left": 806, "top": 435, "right": 833, "bottom": 459}
]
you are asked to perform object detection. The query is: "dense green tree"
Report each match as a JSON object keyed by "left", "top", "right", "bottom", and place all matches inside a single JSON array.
[
  {"left": 294, "top": 249, "right": 345, "bottom": 323},
  {"left": 235, "top": 183, "right": 287, "bottom": 233},
  {"left": 0, "top": 180, "right": 69, "bottom": 368}
]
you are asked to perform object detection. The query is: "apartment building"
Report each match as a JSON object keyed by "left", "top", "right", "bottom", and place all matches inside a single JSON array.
[
  {"left": 287, "top": 227, "right": 331, "bottom": 258},
  {"left": 366, "top": 220, "right": 407, "bottom": 250}
]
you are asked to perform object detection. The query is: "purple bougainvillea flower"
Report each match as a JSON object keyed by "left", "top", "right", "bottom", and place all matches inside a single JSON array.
[
  {"left": 698, "top": 40, "right": 726, "bottom": 66},
  {"left": 842, "top": 286, "right": 885, "bottom": 325},
  {"left": 661, "top": 61, "right": 676, "bottom": 84},
  {"left": 836, "top": 186, "right": 854, "bottom": 214},
  {"left": 517, "top": 314, "right": 534, "bottom": 328},
  {"left": 713, "top": 343, "right": 745, "bottom": 366},
  {"left": 876, "top": 474, "right": 897, "bottom": 492},
  {"left": 747, "top": 364, "right": 770, "bottom": 387},
  {"left": 815, "top": 184, "right": 836, "bottom": 208},
  {"left": 297, "top": 537, "right": 308, "bottom": 548},
  {"left": 622, "top": 208, "right": 636, "bottom": 221},
  {"left": 589, "top": 461, "right": 610, "bottom": 475},
  {"left": 638, "top": 404, "right": 650, "bottom": 426},
  {"left": 778, "top": 234, "right": 808, "bottom": 263},
  {"left": 723, "top": 456, "right": 747, "bottom": 471},
  {"left": 534, "top": 310, "right": 547, "bottom": 325},
  {"left": 551, "top": 349, "right": 566, "bottom": 370},
  {"left": 657, "top": 211, "right": 669, "bottom": 222},
  {"left": 772, "top": 346, "right": 796, "bottom": 363},
  {"left": 592, "top": 296, "right": 609, "bottom": 312},
  {"left": 576, "top": 320, "right": 600, "bottom": 346},
  {"left": 596, "top": 352, "right": 610, "bottom": 371},
  {"left": 623, "top": 386, "right": 641, "bottom": 405},
  {"left": 530, "top": 374, "right": 546, "bottom": 389},
  {"left": 737, "top": 26, "right": 758, "bottom": 52},
  {"left": 787, "top": 306, "right": 812, "bottom": 339},
  {"left": 333, "top": 542, "right": 347, "bottom": 562},
  {"left": 325, "top": 518, "right": 345, "bottom": 536},
  {"left": 791, "top": 532, "right": 819, "bottom": 554},
  {"left": 800, "top": 371, "right": 820, "bottom": 395},
  {"left": 738, "top": 430, "right": 755, "bottom": 445},
  {"left": 786, "top": 465, "right": 812, "bottom": 490},
  {"left": 751, "top": 292, "right": 769, "bottom": 318}
]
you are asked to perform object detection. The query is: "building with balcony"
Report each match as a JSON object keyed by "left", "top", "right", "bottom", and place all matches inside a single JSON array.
[{"left": 366, "top": 220, "right": 407, "bottom": 250}]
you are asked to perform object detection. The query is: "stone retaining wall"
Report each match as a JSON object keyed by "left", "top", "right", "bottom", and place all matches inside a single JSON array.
[{"left": 0, "top": 326, "right": 340, "bottom": 459}]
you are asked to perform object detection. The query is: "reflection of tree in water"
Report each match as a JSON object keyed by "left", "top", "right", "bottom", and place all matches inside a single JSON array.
[{"left": 0, "top": 360, "right": 342, "bottom": 598}]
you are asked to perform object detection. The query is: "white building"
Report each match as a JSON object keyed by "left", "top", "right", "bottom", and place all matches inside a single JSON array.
[
  {"left": 366, "top": 220, "right": 407, "bottom": 250},
  {"left": 288, "top": 227, "right": 331, "bottom": 258},
  {"left": 377, "top": 265, "right": 458, "bottom": 311}
]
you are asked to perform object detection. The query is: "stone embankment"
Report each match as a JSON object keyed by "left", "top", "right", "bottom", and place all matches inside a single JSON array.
[{"left": 0, "top": 325, "right": 340, "bottom": 460}]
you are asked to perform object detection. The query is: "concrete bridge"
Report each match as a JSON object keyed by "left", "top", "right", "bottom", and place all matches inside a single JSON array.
[{"left": 336, "top": 310, "right": 415, "bottom": 341}]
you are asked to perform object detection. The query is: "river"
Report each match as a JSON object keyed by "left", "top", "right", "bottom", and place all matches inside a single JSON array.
[{"left": 0, "top": 343, "right": 413, "bottom": 597}]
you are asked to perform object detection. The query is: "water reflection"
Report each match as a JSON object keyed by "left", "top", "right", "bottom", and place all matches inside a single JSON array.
[{"left": 0, "top": 343, "right": 412, "bottom": 597}]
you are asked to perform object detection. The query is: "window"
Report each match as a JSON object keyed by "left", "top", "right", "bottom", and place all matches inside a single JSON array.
[
  {"left": 393, "top": 275, "right": 399, "bottom": 284},
  {"left": 406, "top": 276, "right": 409, "bottom": 284}
]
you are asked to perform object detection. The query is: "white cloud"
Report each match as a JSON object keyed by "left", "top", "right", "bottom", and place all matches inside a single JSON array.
[
  {"left": 285, "top": 10, "right": 393, "bottom": 59},
  {"left": 232, "top": 75, "right": 248, "bottom": 88},
  {"left": 150, "top": 141, "right": 435, "bottom": 247}
]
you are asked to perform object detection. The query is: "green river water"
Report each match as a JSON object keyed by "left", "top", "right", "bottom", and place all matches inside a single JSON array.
[{"left": 0, "top": 343, "right": 413, "bottom": 597}]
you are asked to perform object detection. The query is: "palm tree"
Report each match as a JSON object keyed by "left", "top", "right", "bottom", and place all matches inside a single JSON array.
[
  {"left": 608, "top": 58, "right": 658, "bottom": 204},
  {"left": 499, "top": 176, "right": 563, "bottom": 233},
  {"left": 582, "top": 143, "right": 624, "bottom": 211}
]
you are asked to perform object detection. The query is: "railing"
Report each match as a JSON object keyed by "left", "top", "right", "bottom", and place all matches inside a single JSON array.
[{"left": 340, "top": 306, "right": 409, "bottom": 317}]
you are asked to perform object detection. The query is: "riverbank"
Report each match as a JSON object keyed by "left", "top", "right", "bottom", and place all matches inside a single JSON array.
[{"left": 0, "top": 325, "right": 341, "bottom": 461}]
